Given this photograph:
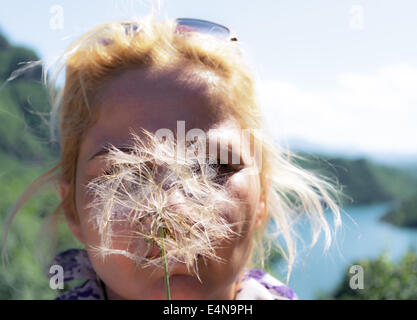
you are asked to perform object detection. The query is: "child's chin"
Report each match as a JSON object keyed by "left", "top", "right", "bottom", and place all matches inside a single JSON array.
[{"left": 151, "top": 274, "right": 206, "bottom": 300}]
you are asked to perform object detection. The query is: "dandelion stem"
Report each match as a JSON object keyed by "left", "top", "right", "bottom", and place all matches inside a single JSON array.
[{"left": 159, "top": 226, "right": 171, "bottom": 300}]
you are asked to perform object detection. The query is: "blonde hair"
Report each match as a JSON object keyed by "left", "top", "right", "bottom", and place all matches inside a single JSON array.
[{"left": 1, "top": 15, "right": 343, "bottom": 283}]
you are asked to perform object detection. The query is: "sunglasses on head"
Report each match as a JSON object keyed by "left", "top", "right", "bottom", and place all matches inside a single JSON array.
[
  {"left": 175, "top": 18, "right": 238, "bottom": 42},
  {"left": 120, "top": 18, "right": 238, "bottom": 42}
]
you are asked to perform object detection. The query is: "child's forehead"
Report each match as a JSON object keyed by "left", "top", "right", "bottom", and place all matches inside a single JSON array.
[
  {"left": 93, "top": 66, "right": 223, "bottom": 109},
  {"left": 90, "top": 67, "right": 227, "bottom": 130}
]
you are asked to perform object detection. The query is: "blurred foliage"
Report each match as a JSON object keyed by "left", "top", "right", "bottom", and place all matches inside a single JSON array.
[
  {"left": 0, "top": 45, "right": 41, "bottom": 81},
  {"left": 0, "top": 151, "right": 80, "bottom": 299},
  {"left": 320, "top": 250, "right": 417, "bottom": 299},
  {"left": 380, "top": 193, "right": 417, "bottom": 228},
  {"left": 0, "top": 33, "right": 10, "bottom": 50},
  {"left": 0, "top": 31, "right": 78, "bottom": 299},
  {"left": 0, "top": 84, "right": 55, "bottom": 161},
  {"left": 0, "top": 38, "right": 59, "bottom": 160}
]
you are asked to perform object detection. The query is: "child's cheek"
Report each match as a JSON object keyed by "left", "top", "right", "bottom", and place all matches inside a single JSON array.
[
  {"left": 80, "top": 191, "right": 152, "bottom": 254},
  {"left": 225, "top": 167, "right": 261, "bottom": 231}
]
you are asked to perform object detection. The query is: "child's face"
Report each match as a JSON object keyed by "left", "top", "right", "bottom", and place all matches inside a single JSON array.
[{"left": 60, "top": 67, "right": 266, "bottom": 300}]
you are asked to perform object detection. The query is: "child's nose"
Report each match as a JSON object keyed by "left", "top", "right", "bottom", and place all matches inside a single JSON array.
[{"left": 166, "top": 189, "right": 186, "bottom": 212}]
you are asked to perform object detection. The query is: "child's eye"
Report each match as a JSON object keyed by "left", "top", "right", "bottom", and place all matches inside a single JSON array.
[
  {"left": 211, "top": 163, "right": 242, "bottom": 173},
  {"left": 102, "top": 166, "right": 121, "bottom": 176},
  {"left": 209, "top": 162, "right": 244, "bottom": 184}
]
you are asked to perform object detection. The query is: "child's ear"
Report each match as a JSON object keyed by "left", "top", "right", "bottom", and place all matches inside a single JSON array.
[
  {"left": 254, "top": 178, "right": 270, "bottom": 230},
  {"left": 60, "top": 182, "right": 85, "bottom": 244},
  {"left": 254, "top": 196, "right": 266, "bottom": 230}
]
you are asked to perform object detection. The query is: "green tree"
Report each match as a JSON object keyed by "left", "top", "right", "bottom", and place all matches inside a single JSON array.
[{"left": 322, "top": 250, "right": 417, "bottom": 299}]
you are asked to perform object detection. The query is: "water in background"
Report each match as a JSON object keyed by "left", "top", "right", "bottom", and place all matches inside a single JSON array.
[{"left": 275, "top": 202, "right": 417, "bottom": 299}]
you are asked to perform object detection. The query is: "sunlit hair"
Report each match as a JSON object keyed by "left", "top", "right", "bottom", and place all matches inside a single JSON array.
[{"left": 1, "top": 15, "right": 343, "bottom": 282}]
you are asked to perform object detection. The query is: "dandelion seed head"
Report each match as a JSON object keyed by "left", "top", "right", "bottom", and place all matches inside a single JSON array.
[{"left": 85, "top": 129, "right": 241, "bottom": 278}]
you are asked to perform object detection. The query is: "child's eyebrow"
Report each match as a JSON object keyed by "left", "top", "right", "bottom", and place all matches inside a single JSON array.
[{"left": 88, "top": 145, "right": 134, "bottom": 161}]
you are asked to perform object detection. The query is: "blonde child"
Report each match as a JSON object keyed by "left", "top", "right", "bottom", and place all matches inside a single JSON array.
[{"left": 2, "top": 16, "right": 342, "bottom": 300}]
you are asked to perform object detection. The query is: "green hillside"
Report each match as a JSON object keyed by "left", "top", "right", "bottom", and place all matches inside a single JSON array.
[
  {"left": 0, "top": 31, "right": 78, "bottom": 299},
  {"left": 293, "top": 153, "right": 417, "bottom": 206},
  {"left": 380, "top": 193, "right": 417, "bottom": 228}
]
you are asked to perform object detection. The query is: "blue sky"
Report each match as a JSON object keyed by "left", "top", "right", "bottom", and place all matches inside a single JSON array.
[{"left": 1, "top": 0, "right": 416, "bottom": 159}]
